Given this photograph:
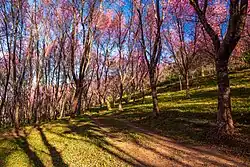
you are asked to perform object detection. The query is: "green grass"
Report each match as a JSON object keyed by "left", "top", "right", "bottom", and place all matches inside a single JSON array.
[
  {"left": 99, "top": 69, "right": 250, "bottom": 156},
  {"left": 0, "top": 117, "right": 133, "bottom": 167},
  {"left": 0, "top": 69, "right": 249, "bottom": 166}
]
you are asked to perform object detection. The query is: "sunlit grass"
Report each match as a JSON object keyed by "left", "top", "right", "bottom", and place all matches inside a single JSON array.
[
  {"left": 103, "top": 69, "right": 250, "bottom": 151},
  {"left": 0, "top": 117, "right": 129, "bottom": 167},
  {"left": 0, "top": 69, "right": 249, "bottom": 166}
]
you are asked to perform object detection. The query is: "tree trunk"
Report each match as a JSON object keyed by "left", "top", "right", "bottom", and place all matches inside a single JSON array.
[
  {"left": 185, "top": 72, "right": 190, "bottom": 98},
  {"left": 14, "top": 104, "right": 20, "bottom": 129},
  {"left": 141, "top": 82, "right": 145, "bottom": 104},
  {"left": 118, "top": 83, "right": 123, "bottom": 111},
  {"left": 98, "top": 95, "right": 103, "bottom": 108},
  {"left": 72, "top": 86, "right": 83, "bottom": 117},
  {"left": 179, "top": 75, "right": 182, "bottom": 91},
  {"left": 106, "top": 99, "right": 112, "bottom": 111},
  {"left": 149, "top": 71, "right": 160, "bottom": 117},
  {"left": 216, "top": 58, "right": 234, "bottom": 134},
  {"left": 201, "top": 65, "right": 205, "bottom": 77},
  {"left": 0, "top": 72, "right": 10, "bottom": 119},
  {"left": 59, "top": 95, "right": 67, "bottom": 119},
  {"left": 97, "top": 81, "right": 103, "bottom": 108}
]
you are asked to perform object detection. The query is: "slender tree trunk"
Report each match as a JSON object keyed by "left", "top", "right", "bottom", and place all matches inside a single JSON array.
[
  {"left": 185, "top": 71, "right": 190, "bottom": 98},
  {"left": 118, "top": 82, "right": 123, "bottom": 111},
  {"left": 106, "top": 99, "right": 112, "bottom": 111},
  {"left": 14, "top": 103, "right": 20, "bottom": 128},
  {"left": 141, "top": 84, "right": 145, "bottom": 104},
  {"left": 216, "top": 58, "right": 234, "bottom": 134},
  {"left": 201, "top": 65, "right": 205, "bottom": 77},
  {"left": 0, "top": 72, "right": 10, "bottom": 118},
  {"left": 149, "top": 71, "right": 160, "bottom": 117},
  {"left": 112, "top": 96, "right": 115, "bottom": 108},
  {"left": 0, "top": 109, "right": 1, "bottom": 127},
  {"left": 98, "top": 95, "right": 103, "bottom": 108},
  {"left": 59, "top": 95, "right": 67, "bottom": 119},
  {"left": 34, "top": 81, "right": 40, "bottom": 124},
  {"left": 179, "top": 75, "right": 182, "bottom": 91}
]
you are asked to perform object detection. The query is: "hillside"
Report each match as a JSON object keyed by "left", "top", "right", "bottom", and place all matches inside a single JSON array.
[{"left": 0, "top": 69, "right": 249, "bottom": 167}]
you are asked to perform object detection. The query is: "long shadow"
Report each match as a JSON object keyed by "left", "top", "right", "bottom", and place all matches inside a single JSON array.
[
  {"left": 41, "top": 114, "right": 249, "bottom": 166},
  {"left": 14, "top": 130, "right": 45, "bottom": 167},
  {"left": 46, "top": 123, "right": 149, "bottom": 166},
  {"left": 190, "top": 87, "right": 250, "bottom": 99},
  {"left": 37, "top": 126, "right": 68, "bottom": 167},
  {"left": 91, "top": 117, "right": 194, "bottom": 167},
  {"left": 66, "top": 116, "right": 154, "bottom": 166},
  {"left": 106, "top": 105, "right": 250, "bottom": 158},
  {"left": 93, "top": 116, "right": 249, "bottom": 166},
  {"left": 125, "top": 132, "right": 193, "bottom": 167},
  {"left": 132, "top": 128, "right": 249, "bottom": 167},
  {"left": 127, "top": 132, "right": 240, "bottom": 167},
  {"left": 128, "top": 83, "right": 250, "bottom": 107},
  {"left": 0, "top": 138, "right": 16, "bottom": 166},
  {"left": 132, "top": 74, "right": 219, "bottom": 100},
  {"left": 126, "top": 100, "right": 250, "bottom": 125}
]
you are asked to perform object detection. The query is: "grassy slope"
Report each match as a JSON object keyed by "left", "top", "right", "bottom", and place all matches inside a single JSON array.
[
  {"left": 0, "top": 117, "right": 130, "bottom": 167},
  {"left": 0, "top": 69, "right": 249, "bottom": 166},
  {"left": 99, "top": 69, "right": 250, "bottom": 156}
]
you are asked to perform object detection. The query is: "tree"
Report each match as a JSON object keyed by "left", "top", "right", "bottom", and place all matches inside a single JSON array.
[
  {"left": 189, "top": 0, "right": 248, "bottom": 134},
  {"left": 112, "top": 11, "right": 129, "bottom": 111},
  {"left": 136, "top": 0, "right": 163, "bottom": 116},
  {"left": 70, "top": 0, "right": 103, "bottom": 116},
  {"left": 164, "top": 1, "right": 201, "bottom": 97}
]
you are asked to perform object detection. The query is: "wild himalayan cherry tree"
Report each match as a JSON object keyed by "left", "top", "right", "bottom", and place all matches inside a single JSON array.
[
  {"left": 164, "top": 1, "right": 201, "bottom": 98},
  {"left": 92, "top": 8, "right": 114, "bottom": 109},
  {"left": 70, "top": 0, "right": 104, "bottom": 116},
  {"left": 136, "top": 0, "right": 163, "bottom": 116},
  {"left": 189, "top": 0, "right": 248, "bottom": 134},
  {"left": 112, "top": 11, "right": 129, "bottom": 111}
]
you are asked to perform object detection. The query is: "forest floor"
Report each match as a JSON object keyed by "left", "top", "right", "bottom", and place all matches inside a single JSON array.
[
  {"left": 0, "top": 69, "right": 250, "bottom": 166},
  {"left": 0, "top": 115, "right": 249, "bottom": 167}
]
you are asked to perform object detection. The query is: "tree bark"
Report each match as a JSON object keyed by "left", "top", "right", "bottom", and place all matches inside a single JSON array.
[
  {"left": 179, "top": 75, "right": 182, "bottom": 91},
  {"left": 149, "top": 71, "right": 160, "bottom": 117},
  {"left": 190, "top": 0, "right": 248, "bottom": 135},
  {"left": 137, "top": 0, "right": 162, "bottom": 116},
  {"left": 14, "top": 104, "right": 20, "bottom": 129},
  {"left": 98, "top": 94, "right": 103, "bottom": 108},
  {"left": 106, "top": 99, "right": 112, "bottom": 111},
  {"left": 59, "top": 95, "right": 67, "bottom": 119},
  {"left": 118, "top": 83, "right": 123, "bottom": 111},
  {"left": 141, "top": 88, "right": 145, "bottom": 104},
  {"left": 216, "top": 58, "right": 234, "bottom": 134},
  {"left": 72, "top": 85, "right": 83, "bottom": 117},
  {"left": 185, "top": 71, "right": 190, "bottom": 98},
  {"left": 201, "top": 65, "right": 205, "bottom": 77}
]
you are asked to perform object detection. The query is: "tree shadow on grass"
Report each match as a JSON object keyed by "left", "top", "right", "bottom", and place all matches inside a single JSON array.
[
  {"left": 190, "top": 87, "right": 250, "bottom": 100},
  {"left": 35, "top": 115, "right": 249, "bottom": 166},
  {"left": 124, "top": 125, "right": 248, "bottom": 167},
  {"left": 14, "top": 129, "right": 45, "bottom": 167},
  {"left": 107, "top": 105, "right": 250, "bottom": 159},
  {"left": 65, "top": 116, "right": 168, "bottom": 166},
  {"left": 128, "top": 85, "right": 250, "bottom": 108},
  {"left": 0, "top": 138, "right": 19, "bottom": 166},
  {"left": 91, "top": 116, "right": 249, "bottom": 167},
  {"left": 37, "top": 126, "right": 68, "bottom": 167}
]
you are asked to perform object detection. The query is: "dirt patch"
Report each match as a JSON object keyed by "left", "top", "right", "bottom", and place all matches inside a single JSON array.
[{"left": 92, "top": 116, "right": 250, "bottom": 167}]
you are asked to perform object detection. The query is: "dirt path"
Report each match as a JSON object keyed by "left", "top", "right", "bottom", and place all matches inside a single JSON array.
[{"left": 92, "top": 116, "right": 249, "bottom": 167}]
